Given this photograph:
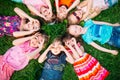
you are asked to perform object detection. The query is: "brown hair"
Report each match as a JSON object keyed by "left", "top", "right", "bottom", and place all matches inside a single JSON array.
[{"left": 62, "top": 33, "right": 83, "bottom": 46}]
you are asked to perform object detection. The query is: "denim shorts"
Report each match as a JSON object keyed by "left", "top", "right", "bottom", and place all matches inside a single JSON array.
[{"left": 107, "top": 26, "right": 120, "bottom": 48}]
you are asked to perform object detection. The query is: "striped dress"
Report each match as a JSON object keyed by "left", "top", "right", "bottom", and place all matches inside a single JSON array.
[{"left": 73, "top": 53, "right": 109, "bottom": 80}]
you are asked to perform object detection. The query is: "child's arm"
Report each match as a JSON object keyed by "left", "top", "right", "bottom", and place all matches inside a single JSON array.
[
  {"left": 93, "top": 20, "right": 120, "bottom": 26},
  {"left": 61, "top": 45, "right": 74, "bottom": 64},
  {"left": 27, "top": 40, "right": 44, "bottom": 60},
  {"left": 12, "top": 35, "right": 33, "bottom": 45},
  {"left": 74, "top": 43, "right": 83, "bottom": 56},
  {"left": 90, "top": 42, "right": 118, "bottom": 55},
  {"left": 14, "top": 7, "right": 34, "bottom": 20},
  {"left": 86, "top": 10, "right": 101, "bottom": 20},
  {"left": 26, "top": 5, "right": 46, "bottom": 19},
  {"left": 38, "top": 45, "right": 51, "bottom": 63},
  {"left": 65, "top": 42, "right": 80, "bottom": 60},
  {"left": 67, "top": 0, "right": 80, "bottom": 13},
  {"left": 55, "top": 0, "right": 59, "bottom": 13},
  {"left": 44, "top": 0, "right": 52, "bottom": 11},
  {"left": 44, "top": 0, "right": 53, "bottom": 18},
  {"left": 81, "top": 0, "right": 93, "bottom": 20},
  {"left": 13, "top": 30, "right": 36, "bottom": 37}
]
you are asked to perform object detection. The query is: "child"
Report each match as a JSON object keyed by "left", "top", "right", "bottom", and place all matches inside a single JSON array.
[
  {"left": 0, "top": 33, "right": 46, "bottom": 80},
  {"left": 38, "top": 38, "right": 74, "bottom": 80},
  {"left": 12, "top": 0, "right": 53, "bottom": 21},
  {"left": 63, "top": 37, "right": 109, "bottom": 80},
  {"left": 67, "top": 19, "right": 120, "bottom": 55},
  {"left": 55, "top": 0, "right": 80, "bottom": 20},
  {"left": 0, "top": 7, "right": 40, "bottom": 37},
  {"left": 68, "top": 0, "right": 118, "bottom": 24}
]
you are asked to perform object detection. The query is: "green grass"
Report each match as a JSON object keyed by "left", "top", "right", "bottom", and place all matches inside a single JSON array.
[{"left": 0, "top": 0, "right": 120, "bottom": 80}]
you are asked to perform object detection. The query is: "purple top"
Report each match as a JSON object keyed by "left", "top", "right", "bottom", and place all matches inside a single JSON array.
[{"left": 0, "top": 15, "right": 21, "bottom": 37}]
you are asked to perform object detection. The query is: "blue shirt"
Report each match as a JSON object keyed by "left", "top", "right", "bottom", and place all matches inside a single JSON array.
[
  {"left": 82, "top": 19, "right": 113, "bottom": 44},
  {"left": 12, "top": 0, "right": 23, "bottom": 3},
  {"left": 40, "top": 51, "right": 66, "bottom": 80}
]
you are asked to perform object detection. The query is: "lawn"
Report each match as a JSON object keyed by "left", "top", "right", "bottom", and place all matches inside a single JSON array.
[{"left": 0, "top": 0, "right": 120, "bottom": 80}]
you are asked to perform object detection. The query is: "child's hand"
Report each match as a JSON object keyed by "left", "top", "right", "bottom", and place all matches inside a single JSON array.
[
  {"left": 77, "top": 6, "right": 82, "bottom": 10},
  {"left": 29, "top": 27, "right": 39, "bottom": 33},
  {"left": 59, "top": 45, "right": 65, "bottom": 51},
  {"left": 110, "top": 50, "right": 118, "bottom": 55},
  {"left": 30, "top": 32, "right": 39, "bottom": 39},
  {"left": 71, "top": 38, "right": 77, "bottom": 45},
  {"left": 38, "top": 39, "right": 45, "bottom": 48},
  {"left": 65, "top": 41, "right": 74, "bottom": 49},
  {"left": 65, "top": 37, "right": 77, "bottom": 47}
]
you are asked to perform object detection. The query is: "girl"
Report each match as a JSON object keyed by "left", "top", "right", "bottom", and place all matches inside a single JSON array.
[
  {"left": 68, "top": 0, "right": 118, "bottom": 24},
  {"left": 12, "top": 0, "right": 53, "bottom": 21},
  {"left": 55, "top": 0, "right": 80, "bottom": 20},
  {"left": 0, "top": 33, "right": 47, "bottom": 80},
  {"left": 67, "top": 19, "right": 120, "bottom": 55},
  {"left": 63, "top": 37, "right": 109, "bottom": 80},
  {"left": 38, "top": 38, "right": 74, "bottom": 80},
  {"left": 0, "top": 7, "right": 40, "bottom": 37}
]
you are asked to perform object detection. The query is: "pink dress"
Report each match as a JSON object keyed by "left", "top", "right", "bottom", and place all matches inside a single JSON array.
[
  {"left": 0, "top": 41, "right": 37, "bottom": 80},
  {"left": 23, "top": 0, "right": 48, "bottom": 12}
]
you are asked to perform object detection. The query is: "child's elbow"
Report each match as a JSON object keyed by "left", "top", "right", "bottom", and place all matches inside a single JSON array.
[
  {"left": 13, "top": 32, "right": 17, "bottom": 37},
  {"left": 12, "top": 40, "right": 18, "bottom": 46},
  {"left": 38, "top": 59, "right": 43, "bottom": 63},
  {"left": 12, "top": 40, "right": 16, "bottom": 45},
  {"left": 14, "top": 7, "right": 19, "bottom": 12}
]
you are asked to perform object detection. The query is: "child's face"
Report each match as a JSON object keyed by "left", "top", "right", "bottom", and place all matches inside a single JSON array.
[
  {"left": 51, "top": 41, "right": 62, "bottom": 55},
  {"left": 59, "top": 5, "right": 67, "bottom": 13},
  {"left": 64, "top": 37, "right": 76, "bottom": 47},
  {"left": 57, "top": 5, "right": 67, "bottom": 20},
  {"left": 68, "top": 25, "right": 82, "bottom": 37},
  {"left": 30, "top": 34, "right": 44, "bottom": 48},
  {"left": 68, "top": 10, "right": 83, "bottom": 24},
  {"left": 40, "top": 6, "right": 52, "bottom": 20},
  {"left": 24, "top": 21, "right": 40, "bottom": 31}
]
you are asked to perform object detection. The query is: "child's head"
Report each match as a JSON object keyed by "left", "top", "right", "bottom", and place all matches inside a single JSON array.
[
  {"left": 23, "top": 19, "right": 40, "bottom": 31},
  {"left": 50, "top": 38, "right": 63, "bottom": 55},
  {"left": 40, "top": 6, "right": 53, "bottom": 21},
  {"left": 68, "top": 10, "right": 83, "bottom": 24},
  {"left": 62, "top": 34, "right": 81, "bottom": 46},
  {"left": 67, "top": 25, "right": 83, "bottom": 37},
  {"left": 30, "top": 33, "right": 47, "bottom": 48},
  {"left": 57, "top": 5, "right": 68, "bottom": 21}
]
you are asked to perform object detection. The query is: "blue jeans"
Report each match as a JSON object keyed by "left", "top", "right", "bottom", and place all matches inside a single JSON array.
[
  {"left": 39, "top": 69, "right": 62, "bottom": 80},
  {"left": 107, "top": 26, "right": 120, "bottom": 48}
]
